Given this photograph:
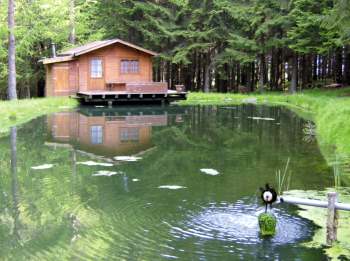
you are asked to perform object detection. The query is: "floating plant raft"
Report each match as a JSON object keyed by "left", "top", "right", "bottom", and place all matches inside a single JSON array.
[{"left": 258, "top": 213, "right": 277, "bottom": 236}]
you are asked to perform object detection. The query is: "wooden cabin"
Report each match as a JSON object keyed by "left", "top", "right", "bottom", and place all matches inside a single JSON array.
[{"left": 42, "top": 39, "right": 186, "bottom": 104}]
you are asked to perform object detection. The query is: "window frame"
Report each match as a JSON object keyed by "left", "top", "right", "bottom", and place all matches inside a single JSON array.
[
  {"left": 120, "top": 127, "right": 140, "bottom": 143},
  {"left": 90, "top": 125, "right": 104, "bottom": 145},
  {"left": 120, "top": 59, "right": 140, "bottom": 74},
  {"left": 90, "top": 58, "right": 103, "bottom": 79}
]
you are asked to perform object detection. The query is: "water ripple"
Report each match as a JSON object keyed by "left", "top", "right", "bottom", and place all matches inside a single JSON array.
[{"left": 169, "top": 199, "right": 314, "bottom": 246}]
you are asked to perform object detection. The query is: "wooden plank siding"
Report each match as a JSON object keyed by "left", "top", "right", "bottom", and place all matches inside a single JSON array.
[
  {"left": 79, "top": 43, "right": 153, "bottom": 91},
  {"left": 46, "top": 62, "right": 78, "bottom": 96},
  {"left": 69, "top": 61, "right": 79, "bottom": 93},
  {"left": 45, "top": 65, "right": 53, "bottom": 96}
]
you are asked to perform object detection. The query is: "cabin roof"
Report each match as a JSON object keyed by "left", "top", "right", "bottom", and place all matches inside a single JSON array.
[{"left": 42, "top": 38, "right": 158, "bottom": 65}]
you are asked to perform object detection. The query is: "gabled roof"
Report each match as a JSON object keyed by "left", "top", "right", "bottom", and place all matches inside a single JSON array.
[{"left": 42, "top": 38, "right": 158, "bottom": 65}]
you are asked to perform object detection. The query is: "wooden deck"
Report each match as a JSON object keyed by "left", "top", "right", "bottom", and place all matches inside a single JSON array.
[{"left": 75, "top": 89, "right": 187, "bottom": 105}]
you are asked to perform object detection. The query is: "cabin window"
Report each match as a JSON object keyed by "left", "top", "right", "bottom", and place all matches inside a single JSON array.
[
  {"left": 91, "top": 125, "right": 103, "bottom": 144},
  {"left": 120, "top": 128, "right": 139, "bottom": 142},
  {"left": 90, "top": 59, "right": 103, "bottom": 78},
  {"left": 121, "top": 59, "right": 139, "bottom": 74}
]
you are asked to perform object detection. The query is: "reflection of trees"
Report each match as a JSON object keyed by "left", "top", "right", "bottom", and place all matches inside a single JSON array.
[
  {"left": 10, "top": 127, "right": 21, "bottom": 245},
  {"left": 148, "top": 105, "right": 332, "bottom": 194},
  {"left": 0, "top": 107, "right": 334, "bottom": 259},
  {"left": 0, "top": 117, "right": 160, "bottom": 259}
]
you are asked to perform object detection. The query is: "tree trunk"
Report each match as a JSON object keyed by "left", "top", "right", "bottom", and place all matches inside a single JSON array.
[
  {"left": 249, "top": 62, "right": 255, "bottom": 92},
  {"left": 8, "top": 0, "right": 17, "bottom": 100},
  {"left": 222, "top": 63, "right": 228, "bottom": 93},
  {"left": 69, "top": 0, "right": 76, "bottom": 44},
  {"left": 236, "top": 63, "right": 240, "bottom": 88},
  {"left": 10, "top": 127, "right": 21, "bottom": 243},
  {"left": 258, "top": 53, "right": 265, "bottom": 93},
  {"left": 204, "top": 62, "right": 211, "bottom": 93},
  {"left": 313, "top": 55, "right": 318, "bottom": 81},
  {"left": 335, "top": 48, "right": 342, "bottom": 83},
  {"left": 196, "top": 53, "right": 201, "bottom": 91},
  {"left": 290, "top": 53, "right": 298, "bottom": 94},
  {"left": 343, "top": 45, "right": 350, "bottom": 85},
  {"left": 204, "top": 51, "right": 214, "bottom": 93}
]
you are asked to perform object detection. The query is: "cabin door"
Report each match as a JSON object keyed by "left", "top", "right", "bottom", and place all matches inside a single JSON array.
[
  {"left": 53, "top": 64, "right": 69, "bottom": 95},
  {"left": 88, "top": 57, "right": 105, "bottom": 90}
]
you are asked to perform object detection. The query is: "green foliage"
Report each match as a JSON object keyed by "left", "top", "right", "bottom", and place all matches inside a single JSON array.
[
  {"left": 1, "top": 0, "right": 349, "bottom": 95},
  {"left": 258, "top": 213, "right": 277, "bottom": 236},
  {"left": 0, "top": 0, "right": 98, "bottom": 97},
  {"left": 284, "top": 189, "right": 350, "bottom": 260},
  {"left": 287, "top": 0, "right": 337, "bottom": 54}
]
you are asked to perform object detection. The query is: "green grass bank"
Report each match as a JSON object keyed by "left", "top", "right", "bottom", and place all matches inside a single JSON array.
[{"left": 0, "top": 97, "right": 78, "bottom": 134}]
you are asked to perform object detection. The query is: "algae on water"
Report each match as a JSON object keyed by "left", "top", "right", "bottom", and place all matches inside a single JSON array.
[
  {"left": 258, "top": 213, "right": 277, "bottom": 236},
  {"left": 284, "top": 189, "right": 350, "bottom": 260}
]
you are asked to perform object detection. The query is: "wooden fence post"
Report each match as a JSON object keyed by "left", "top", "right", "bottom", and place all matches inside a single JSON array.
[{"left": 326, "top": 192, "right": 338, "bottom": 245}]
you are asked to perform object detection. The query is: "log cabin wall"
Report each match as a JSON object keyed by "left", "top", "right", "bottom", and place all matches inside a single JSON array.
[
  {"left": 46, "top": 62, "right": 79, "bottom": 96},
  {"left": 77, "top": 43, "right": 153, "bottom": 91},
  {"left": 45, "top": 65, "right": 53, "bottom": 96},
  {"left": 69, "top": 61, "right": 79, "bottom": 93}
]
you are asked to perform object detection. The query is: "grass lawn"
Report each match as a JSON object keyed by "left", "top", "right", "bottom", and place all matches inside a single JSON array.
[{"left": 0, "top": 97, "right": 78, "bottom": 134}]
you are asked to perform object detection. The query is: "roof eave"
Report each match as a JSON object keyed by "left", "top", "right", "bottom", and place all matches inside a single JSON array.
[
  {"left": 73, "top": 39, "right": 158, "bottom": 57},
  {"left": 41, "top": 56, "right": 74, "bottom": 64}
]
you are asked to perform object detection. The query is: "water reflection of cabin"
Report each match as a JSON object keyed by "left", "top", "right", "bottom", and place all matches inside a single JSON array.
[
  {"left": 42, "top": 39, "right": 186, "bottom": 104},
  {"left": 48, "top": 112, "right": 168, "bottom": 156}
]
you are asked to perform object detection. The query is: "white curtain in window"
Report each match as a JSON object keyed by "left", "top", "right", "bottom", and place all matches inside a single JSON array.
[
  {"left": 91, "top": 59, "right": 102, "bottom": 78},
  {"left": 121, "top": 60, "right": 139, "bottom": 73},
  {"left": 91, "top": 125, "right": 103, "bottom": 144}
]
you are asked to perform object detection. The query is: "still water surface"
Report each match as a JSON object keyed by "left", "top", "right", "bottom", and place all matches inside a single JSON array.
[{"left": 0, "top": 105, "right": 334, "bottom": 260}]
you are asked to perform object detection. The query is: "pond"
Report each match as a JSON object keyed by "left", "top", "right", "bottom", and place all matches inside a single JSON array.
[{"left": 0, "top": 105, "right": 335, "bottom": 260}]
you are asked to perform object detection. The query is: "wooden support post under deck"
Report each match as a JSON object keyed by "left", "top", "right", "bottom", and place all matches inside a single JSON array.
[{"left": 327, "top": 192, "right": 338, "bottom": 246}]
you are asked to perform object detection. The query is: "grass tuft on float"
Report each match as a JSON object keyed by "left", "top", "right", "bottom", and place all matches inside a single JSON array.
[{"left": 258, "top": 213, "right": 277, "bottom": 236}]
